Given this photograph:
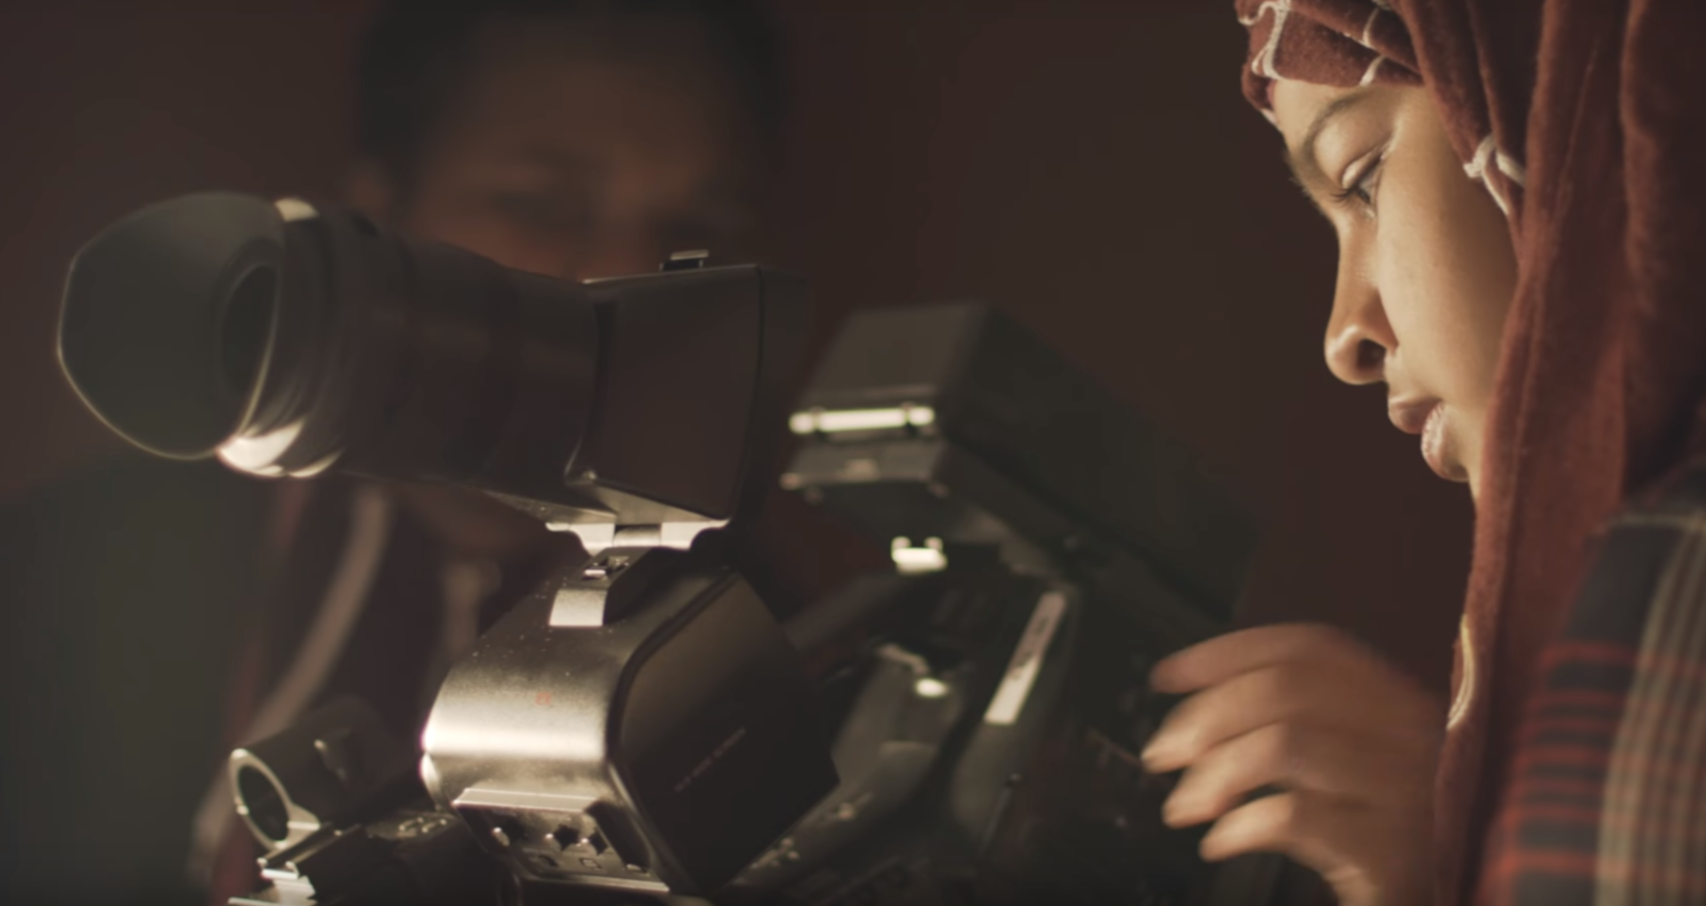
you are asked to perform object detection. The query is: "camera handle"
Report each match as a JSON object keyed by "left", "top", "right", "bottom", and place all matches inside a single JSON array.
[
  {"left": 233, "top": 520, "right": 835, "bottom": 905},
  {"left": 417, "top": 517, "right": 837, "bottom": 899}
]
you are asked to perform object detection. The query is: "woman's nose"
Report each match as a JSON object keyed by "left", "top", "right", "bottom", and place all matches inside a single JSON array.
[{"left": 1323, "top": 256, "right": 1396, "bottom": 386}]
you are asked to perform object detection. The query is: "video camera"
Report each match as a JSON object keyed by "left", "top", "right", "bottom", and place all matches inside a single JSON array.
[{"left": 57, "top": 194, "right": 1305, "bottom": 905}]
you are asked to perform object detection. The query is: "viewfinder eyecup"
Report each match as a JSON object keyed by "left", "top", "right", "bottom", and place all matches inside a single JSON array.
[{"left": 59, "top": 192, "right": 285, "bottom": 459}]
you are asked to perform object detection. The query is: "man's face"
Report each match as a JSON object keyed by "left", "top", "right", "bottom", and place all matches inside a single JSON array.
[
  {"left": 367, "top": 20, "right": 766, "bottom": 282},
  {"left": 344, "top": 20, "right": 769, "bottom": 557}
]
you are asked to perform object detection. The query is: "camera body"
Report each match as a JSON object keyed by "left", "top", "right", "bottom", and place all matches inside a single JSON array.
[
  {"left": 423, "top": 545, "right": 833, "bottom": 896},
  {"left": 61, "top": 193, "right": 833, "bottom": 899},
  {"left": 58, "top": 195, "right": 1289, "bottom": 906},
  {"left": 723, "top": 304, "right": 1273, "bottom": 906}
]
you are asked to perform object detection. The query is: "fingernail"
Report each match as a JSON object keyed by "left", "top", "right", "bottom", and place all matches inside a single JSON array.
[
  {"left": 1161, "top": 792, "right": 1194, "bottom": 827},
  {"left": 1199, "top": 824, "right": 1236, "bottom": 862},
  {"left": 1148, "top": 657, "right": 1179, "bottom": 689},
  {"left": 1198, "top": 834, "right": 1223, "bottom": 862},
  {"left": 1141, "top": 732, "right": 1181, "bottom": 770}
]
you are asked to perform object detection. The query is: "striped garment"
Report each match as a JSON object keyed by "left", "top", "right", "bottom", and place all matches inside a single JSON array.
[{"left": 1478, "top": 462, "right": 1706, "bottom": 903}]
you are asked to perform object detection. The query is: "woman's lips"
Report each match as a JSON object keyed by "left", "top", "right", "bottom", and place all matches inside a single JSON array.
[
  {"left": 1390, "top": 398, "right": 1457, "bottom": 480},
  {"left": 1420, "top": 404, "right": 1451, "bottom": 480}
]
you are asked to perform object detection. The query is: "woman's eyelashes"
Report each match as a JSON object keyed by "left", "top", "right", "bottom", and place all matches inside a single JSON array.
[{"left": 1332, "top": 149, "right": 1387, "bottom": 215}]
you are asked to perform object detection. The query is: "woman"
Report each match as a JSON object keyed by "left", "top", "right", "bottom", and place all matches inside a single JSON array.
[{"left": 1142, "top": 1, "right": 1706, "bottom": 904}]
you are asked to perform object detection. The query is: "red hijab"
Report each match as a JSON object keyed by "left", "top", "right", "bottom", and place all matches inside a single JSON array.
[{"left": 1233, "top": 0, "right": 1706, "bottom": 901}]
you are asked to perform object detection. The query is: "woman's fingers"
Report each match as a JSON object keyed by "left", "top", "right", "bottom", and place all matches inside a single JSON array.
[
  {"left": 1141, "top": 623, "right": 1441, "bottom": 906},
  {"left": 1152, "top": 624, "right": 1440, "bottom": 709},
  {"left": 1151, "top": 624, "right": 1368, "bottom": 693},
  {"left": 1141, "top": 657, "right": 1439, "bottom": 773},
  {"left": 1160, "top": 721, "right": 1433, "bottom": 827},
  {"left": 1198, "top": 791, "right": 1431, "bottom": 906}
]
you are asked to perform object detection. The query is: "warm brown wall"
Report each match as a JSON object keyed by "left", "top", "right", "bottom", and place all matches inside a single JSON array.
[{"left": 0, "top": 2, "right": 1472, "bottom": 691}]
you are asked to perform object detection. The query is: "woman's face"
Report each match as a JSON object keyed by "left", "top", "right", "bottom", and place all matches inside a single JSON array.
[{"left": 1271, "top": 81, "right": 1518, "bottom": 498}]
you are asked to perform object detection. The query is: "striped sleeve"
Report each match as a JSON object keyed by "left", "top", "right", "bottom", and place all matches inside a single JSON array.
[
  {"left": 1481, "top": 466, "right": 1706, "bottom": 904},
  {"left": 1593, "top": 506, "right": 1706, "bottom": 902}
]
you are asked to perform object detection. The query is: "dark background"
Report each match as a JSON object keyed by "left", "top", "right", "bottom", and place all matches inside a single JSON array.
[{"left": 0, "top": 0, "right": 1469, "bottom": 763}]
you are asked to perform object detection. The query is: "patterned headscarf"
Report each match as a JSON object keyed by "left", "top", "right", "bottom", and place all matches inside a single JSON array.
[
  {"left": 1238, "top": 1, "right": 1531, "bottom": 219},
  {"left": 1234, "top": 0, "right": 1706, "bottom": 902}
]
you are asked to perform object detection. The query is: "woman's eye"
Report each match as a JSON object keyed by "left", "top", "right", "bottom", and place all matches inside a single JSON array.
[{"left": 1332, "top": 154, "right": 1385, "bottom": 212}]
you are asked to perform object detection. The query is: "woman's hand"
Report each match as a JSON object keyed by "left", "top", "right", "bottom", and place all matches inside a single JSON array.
[{"left": 1142, "top": 624, "right": 1444, "bottom": 906}]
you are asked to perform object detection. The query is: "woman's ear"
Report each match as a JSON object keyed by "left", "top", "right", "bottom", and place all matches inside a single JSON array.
[{"left": 343, "top": 159, "right": 400, "bottom": 224}]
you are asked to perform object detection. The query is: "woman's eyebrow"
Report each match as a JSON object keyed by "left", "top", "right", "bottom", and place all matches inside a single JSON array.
[{"left": 1284, "top": 89, "right": 1375, "bottom": 190}]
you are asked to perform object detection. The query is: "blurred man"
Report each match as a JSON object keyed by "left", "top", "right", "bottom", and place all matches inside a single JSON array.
[
  {"left": 0, "top": 2, "right": 787, "bottom": 903},
  {"left": 197, "top": 0, "right": 790, "bottom": 896},
  {"left": 348, "top": 0, "right": 785, "bottom": 549}
]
